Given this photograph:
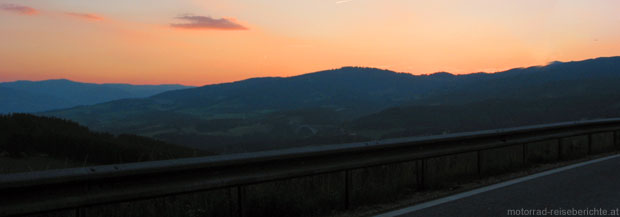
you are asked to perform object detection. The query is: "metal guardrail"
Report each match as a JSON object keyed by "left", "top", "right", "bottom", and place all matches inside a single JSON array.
[{"left": 2, "top": 118, "right": 620, "bottom": 216}]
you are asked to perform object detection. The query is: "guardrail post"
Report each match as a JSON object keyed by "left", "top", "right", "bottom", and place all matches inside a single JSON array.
[
  {"left": 75, "top": 207, "right": 85, "bottom": 217},
  {"left": 558, "top": 138, "right": 563, "bottom": 160},
  {"left": 522, "top": 143, "right": 527, "bottom": 166},
  {"left": 237, "top": 186, "right": 244, "bottom": 217},
  {"left": 588, "top": 134, "right": 593, "bottom": 155},
  {"left": 416, "top": 159, "right": 425, "bottom": 190},
  {"left": 615, "top": 131, "right": 617, "bottom": 150},
  {"left": 345, "top": 169, "right": 351, "bottom": 210},
  {"left": 476, "top": 150, "right": 482, "bottom": 178}
]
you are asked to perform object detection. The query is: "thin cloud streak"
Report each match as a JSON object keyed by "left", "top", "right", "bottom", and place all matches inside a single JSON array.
[
  {"left": 171, "top": 15, "right": 248, "bottom": 30},
  {"left": 336, "top": 0, "right": 356, "bottom": 4},
  {"left": 0, "top": 4, "right": 38, "bottom": 15},
  {"left": 64, "top": 12, "right": 104, "bottom": 21}
]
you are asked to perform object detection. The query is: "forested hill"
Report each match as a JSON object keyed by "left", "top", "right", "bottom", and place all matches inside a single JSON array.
[{"left": 0, "top": 114, "right": 209, "bottom": 173}]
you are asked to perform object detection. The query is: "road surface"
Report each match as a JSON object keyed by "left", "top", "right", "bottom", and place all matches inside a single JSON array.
[{"left": 377, "top": 154, "right": 620, "bottom": 217}]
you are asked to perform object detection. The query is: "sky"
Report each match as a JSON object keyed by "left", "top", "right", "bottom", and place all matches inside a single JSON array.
[{"left": 1, "top": 0, "right": 619, "bottom": 86}]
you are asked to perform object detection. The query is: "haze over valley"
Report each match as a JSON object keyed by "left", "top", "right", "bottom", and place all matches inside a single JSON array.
[{"left": 0, "top": 79, "right": 191, "bottom": 113}]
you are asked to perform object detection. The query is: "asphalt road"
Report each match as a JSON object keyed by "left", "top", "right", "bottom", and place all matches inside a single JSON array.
[{"left": 377, "top": 154, "right": 620, "bottom": 217}]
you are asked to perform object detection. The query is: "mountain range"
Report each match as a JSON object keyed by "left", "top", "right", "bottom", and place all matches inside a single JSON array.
[
  {"left": 42, "top": 56, "right": 620, "bottom": 153},
  {"left": 0, "top": 79, "right": 191, "bottom": 113}
]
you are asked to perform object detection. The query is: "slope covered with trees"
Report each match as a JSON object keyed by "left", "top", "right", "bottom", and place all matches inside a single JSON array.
[{"left": 0, "top": 114, "right": 208, "bottom": 173}]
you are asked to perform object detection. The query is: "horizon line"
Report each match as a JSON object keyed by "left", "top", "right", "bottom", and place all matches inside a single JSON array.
[{"left": 1, "top": 55, "right": 617, "bottom": 86}]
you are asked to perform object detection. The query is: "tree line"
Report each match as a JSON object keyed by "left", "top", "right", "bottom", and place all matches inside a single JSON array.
[{"left": 0, "top": 113, "right": 210, "bottom": 165}]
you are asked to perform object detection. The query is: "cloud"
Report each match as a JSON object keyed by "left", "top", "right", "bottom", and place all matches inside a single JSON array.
[
  {"left": 171, "top": 15, "right": 247, "bottom": 30},
  {"left": 64, "top": 12, "right": 104, "bottom": 21},
  {"left": 0, "top": 4, "right": 38, "bottom": 15}
]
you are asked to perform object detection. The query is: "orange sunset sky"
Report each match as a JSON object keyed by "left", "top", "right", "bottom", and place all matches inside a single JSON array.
[{"left": 1, "top": 0, "right": 619, "bottom": 86}]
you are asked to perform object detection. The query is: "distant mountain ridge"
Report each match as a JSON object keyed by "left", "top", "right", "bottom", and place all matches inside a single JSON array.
[
  {"left": 44, "top": 56, "right": 620, "bottom": 153},
  {"left": 149, "top": 67, "right": 461, "bottom": 114},
  {"left": 0, "top": 79, "right": 192, "bottom": 113}
]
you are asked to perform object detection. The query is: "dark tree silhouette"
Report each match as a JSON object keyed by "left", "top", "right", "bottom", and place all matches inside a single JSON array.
[{"left": 0, "top": 114, "right": 209, "bottom": 165}]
